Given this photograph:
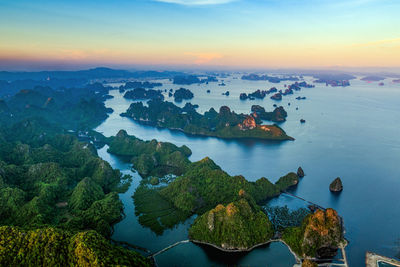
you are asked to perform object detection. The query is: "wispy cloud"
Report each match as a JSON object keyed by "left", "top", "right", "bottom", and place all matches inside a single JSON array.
[
  {"left": 328, "top": 0, "right": 373, "bottom": 7},
  {"left": 184, "top": 52, "right": 223, "bottom": 64},
  {"left": 352, "top": 38, "right": 400, "bottom": 47},
  {"left": 58, "top": 49, "right": 113, "bottom": 60},
  {"left": 153, "top": 0, "right": 235, "bottom": 5}
]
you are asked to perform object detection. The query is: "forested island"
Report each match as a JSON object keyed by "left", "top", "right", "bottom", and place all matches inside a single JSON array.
[
  {"left": 103, "top": 129, "right": 345, "bottom": 263},
  {"left": 312, "top": 73, "right": 354, "bottom": 87},
  {"left": 0, "top": 83, "right": 151, "bottom": 265},
  {"left": 126, "top": 141, "right": 345, "bottom": 261},
  {"left": 107, "top": 129, "right": 192, "bottom": 177},
  {"left": 123, "top": 88, "right": 164, "bottom": 100},
  {"left": 121, "top": 99, "right": 293, "bottom": 141},
  {"left": 133, "top": 156, "right": 299, "bottom": 235},
  {"left": 119, "top": 81, "right": 163, "bottom": 91},
  {"left": 360, "top": 75, "right": 385, "bottom": 82},
  {"left": 173, "top": 87, "right": 194, "bottom": 102},
  {"left": 0, "top": 70, "right": 347, "bottom": 266},
  {"left": 241, "top": 74, "right": 299, "bottom": 83},
  {"left": 173, "top": 75, "right": 217, "bottom": 85},
  {"left": 251, "top": 105, "right": 287, "bottom": 122}
]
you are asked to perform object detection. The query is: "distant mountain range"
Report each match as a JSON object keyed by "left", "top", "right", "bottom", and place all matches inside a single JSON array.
[{"left": 0, "top": 67, "right": 185, "bottom": 81}]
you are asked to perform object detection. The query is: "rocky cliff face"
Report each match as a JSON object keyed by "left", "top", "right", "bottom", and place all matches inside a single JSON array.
[
  {"left": 302, "top": 259, "right": 317, "bottom": 267},
  {"left": 238, "top": 115, "right": 257, "bottom": 130},
  {"left": 329, "top": 177, "right": 343, "bottom": 192},
  {"left": 297, "top": 167, "right": 305, "bottom": 178},
  {"left": 301, "top": 208, "right": 343, "bottom": 258}
]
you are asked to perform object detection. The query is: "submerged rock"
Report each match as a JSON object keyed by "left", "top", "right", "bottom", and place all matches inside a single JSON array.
[
  {"left": 297, "top": 167, "right": 305, "bottom": 178},
  {"left": 329, "top": 177, "right": 343, "bottom": 192}
]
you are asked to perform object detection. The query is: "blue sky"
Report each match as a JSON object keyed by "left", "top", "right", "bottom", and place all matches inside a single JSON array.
[{"left": 0, "top": 0, "right": 399, "bottom": 70}]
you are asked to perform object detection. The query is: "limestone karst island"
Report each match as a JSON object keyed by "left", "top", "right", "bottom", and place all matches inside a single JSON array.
[{"left": 0, "top": 0, "right": 400, "bottom": 266}]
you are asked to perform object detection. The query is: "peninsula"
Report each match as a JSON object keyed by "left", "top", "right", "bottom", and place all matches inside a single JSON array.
[{"left": 121, "top": 99, "right": 293, "bottom": 141}]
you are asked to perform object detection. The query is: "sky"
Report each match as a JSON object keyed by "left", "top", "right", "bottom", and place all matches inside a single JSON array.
[{"left": 0, "top": 0, "right": 399, "bottom": 70}]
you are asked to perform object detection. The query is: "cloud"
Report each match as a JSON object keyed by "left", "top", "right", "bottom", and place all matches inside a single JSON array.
[
  {"left": 352, "top": 38, "right": 400, "bottom": 47},
  {"left": 154, "top": 0, "right": 234, "bottom": 5},
  {"left": 59, "top": 49, "right": 88, "bottom": 60},
  {"left": 184, "top": 52, "right": 223, "bottom": 64},
  {"left": 58, "top": 49, "right": 114, "bottom": 61},
  {"left": 328, "top": 0, "right": 378, "bottom": 8}
]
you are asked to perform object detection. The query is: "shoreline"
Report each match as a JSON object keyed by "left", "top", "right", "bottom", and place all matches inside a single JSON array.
[
  {"left": 366, "top": 252, "right": 400, "bottom": 267},
  {"left": 191, "top": 239, "right": 302, "bottom": 264},
  {"left": 121, "top": 115, "right": 295, "bottom": 141}
]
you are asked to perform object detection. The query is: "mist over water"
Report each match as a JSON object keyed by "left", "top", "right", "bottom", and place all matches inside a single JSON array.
[{"left": 95, "top": 75, "right": 400, "bottom": 266}]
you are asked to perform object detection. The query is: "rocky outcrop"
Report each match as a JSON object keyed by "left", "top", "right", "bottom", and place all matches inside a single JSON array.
[
  {"left": 302, "top": 259, "right": 317, "bottom": 267},
  {"left": 282, "top": 208, "right": 344, "bottom": 259},
  {"left": 329, "top": 177, "right": 343, "bottom": 192},
  {"left": 302, "top": 208, "right": 343, "bottom": 258},
  {"left": 222, "top": 91, "right": 229, "bottom": 96},
  {"left": 297, "top": 167, "right": 305, "bottom": 178},
  {"left": 238, "top": 116, "right": 256, "bottom": 130},
  {"left": 123, "top": 88, "right": 164, "bottom": 101},
  {"left": 275, "top": 172, "right": 299, "bottom": 190},
  {"left": 122, "top": 100, "right": 293, "bottom": 141},
  {"left": 173, "top": 87, "right": 194, "bottom": 102},
  {"left": 266, "top": 87, "right": 278, "bottom": 94},
  {"left": 270, "top": 93, "right": 282, "bottom": 100},
  {"left": 250, "top": 105, "right": 287, "bottom": 122}
]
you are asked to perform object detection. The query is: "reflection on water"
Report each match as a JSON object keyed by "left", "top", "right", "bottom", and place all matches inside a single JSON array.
[
  {"left": 155, "top": 242, "right": 296, "bottom": 267},
  {"left": 96, "top": 75, "right": 400, "bottom": 266}
]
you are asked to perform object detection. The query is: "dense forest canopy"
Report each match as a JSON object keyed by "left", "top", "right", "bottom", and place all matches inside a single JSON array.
[{"left": 0, "top": 82, "right": 149, "bottom": 265}]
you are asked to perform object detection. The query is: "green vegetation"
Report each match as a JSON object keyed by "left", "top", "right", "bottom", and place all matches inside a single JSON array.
[
  {"left": 107, "top": 129, "right": 192, "bottom": 177},
  {"left": 189, "top": 198, "right": 274, "bottom": 250},
  {"left": 121, "top": 99, "right": 293, "bottom": 140},
  {"left": 251, "top": 105, "right": 287, "bottom": 122},
  {"left": 0, "top": 83, "right": 113, "bottom": 131},
  {"left": 0, "top": 127, "right": 131, "bottom": 237},
  {"left": 70, "top": 177, "right": 105, "bottom": 211},
  {"left": 159, "top": 157, "right": 281, "bottom": 214},
  {"left": 265, "top": 205, "right": 310, "bottom": 231},
  {"left": 0, "top": 84, "right": 149, "bottom": 265},
  {"left": 149, "top": 177, "right": 160, "bottom": 185},
  {"left": 133, "top": 182, "right": 190, "bottom": 235},
  {"left": 133, "top": 157, "right": 300, "bottom": 235},
  {"left": 0, "top": 226, "right": 151, "bottom": 266},
  {"left": 275, "top": 172, "right": 299, "bottom": 191},
  {"left": 282, "top": 225, "right": 304, "bottom": 256}
]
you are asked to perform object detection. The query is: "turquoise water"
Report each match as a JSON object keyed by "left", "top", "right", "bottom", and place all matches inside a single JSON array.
[{"left": 96, "top": 75, "right": 400, "bottom": 266}]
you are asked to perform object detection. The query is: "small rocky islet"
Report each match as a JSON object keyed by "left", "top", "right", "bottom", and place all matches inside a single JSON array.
[
  {"left": 330, "top": 177, "right": 343, "bottom": 192},
  {"left": 297, "top": 167, "right": 305, "bottom": 177}
]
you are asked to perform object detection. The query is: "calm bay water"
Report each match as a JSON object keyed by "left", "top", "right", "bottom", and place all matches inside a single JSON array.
[{"left": 95, "top": 75, "right": 400, "bottom": 266}]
